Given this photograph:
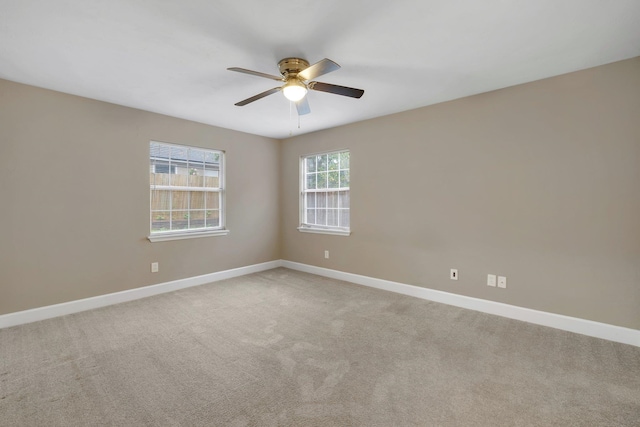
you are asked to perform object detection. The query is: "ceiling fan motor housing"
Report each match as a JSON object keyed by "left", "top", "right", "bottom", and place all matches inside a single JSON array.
[{"left": 278, "top": 58, "right": 310, "bottom": 78}]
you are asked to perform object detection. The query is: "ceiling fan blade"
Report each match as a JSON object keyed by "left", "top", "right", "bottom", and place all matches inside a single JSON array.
[
  {"left": 234, "top": 87, "right": 281, "bottom": 106},
  {"left": 295, "top": 97, "right": 311, "bottom": 115},
  {"left": 297, "top": 58, "right": 340, "bottom": 81},
  {"left": 309, "top": 81, "right": 364, "bottom": 99},
  {"left": 227, "top": 67, "right": 283, "bottom": 81}
]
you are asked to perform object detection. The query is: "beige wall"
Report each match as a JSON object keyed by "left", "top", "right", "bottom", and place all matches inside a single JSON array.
[
  {"left": 0, "top": 79, "right": 281, "bottom": 315},
  {"left": 2, "top": 58, "right": 639, "bottom": 330},
  {"left": 281, "top": 57, "right": 640, "bottom": 329}
]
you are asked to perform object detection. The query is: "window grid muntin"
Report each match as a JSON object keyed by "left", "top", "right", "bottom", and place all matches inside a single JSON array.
[{"left": 150, "top": 141, "right": 223, "bottom": 234}]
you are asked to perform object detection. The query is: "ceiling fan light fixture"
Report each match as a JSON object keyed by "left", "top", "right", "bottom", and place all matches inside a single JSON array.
[
  {"left": 229, "top": 57, "right": 364, "bottom": 113},
  {"left": 282, "top": 79, "right": 307, "bottom": 102}
]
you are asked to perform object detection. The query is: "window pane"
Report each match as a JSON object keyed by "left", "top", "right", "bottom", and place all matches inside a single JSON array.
[
  {"left": 189, "top": 148, "right": 205, "bottom": 163},
  {"left": 171, "top": 211, "right": 190, "bottom": 230},
  {"left": 151, "top": 211, "right": 170, "bottom": 232},
  {"left": 328, "top": 153, "right": 340, "bottom": 170},
  {"left": 204, "top": 170, "right": 219, "bottom": 188},
  {"left": 190, "top": 210, "right": 206, "bottom": 228},
  {"left": 172, "top": 191, "right": 188, "bottom": 211},
  {"left": 205, "top": 192, "right": 220, "bottom": 209},
  {"left": 340, "top": 209, "right": 350, "bottom": 228},
  {"left": 204, "top": 148, "right": 219, "bottom": 190},
  {"left": 172, "top": 168, "right": 188, "bottom": 187},
  {"left": 151, "top": 190, "right": 171, "bottom": 211},
  {"left": 190, "top": 191, "right": 206, "bottom": 210},
  {"left": 204, "top": 165, "right": 219, "bottom": 176},
  {"left": 340, "top": 151, "right": 349, "bottom": 169},
  {"left": 327, "top": 209, "right": 338, "bottom": 226},
  {"left": 328, "top": 171, "right": 339, "bottom": 188},
  {"left": 339, "top": 190, "right": 350, "bottom": 208},
  {"left": 306, "top": 156, "right": 316, "bottom": 173},
  {"left": 151, "top": 168, "right": 171, "bottom": 186},
  {"left": 206, "top": 211, "right": 220, "bottom": 228},
  {"left": 171, "top": 146, "right": 188, "bottom": 160},
  {"left": 316, "top": 209, "right": 326, "bottom": 226},
  {"left": 169, "top": 148, "right": 186, "bottom": 187},
  {"left": 188, "top": 167, "right": 205, "bottom": 187},
  {"left": 317, "top": 172, "right": 327, "bottom": 189},
  {"left": 327, "top": 191, "right": 338, "bottom": 208},
  {"left": 316, "top": 192, "right": 326, "bottom": 208},
  {"left": 306, "top": 193, "right": 316, "bottom": 208},
  {"left": 306, "top": 173, "right": 316, "bottom": 190},
  {"left": 306, "top": 209, "right": 316, "bottom": 224},
  {"left": 317, "top": 154, "right": 328, "bottom": 172},
  {"left": 205, "top": 151, "right": 219, "bottom": 163},
  {"left": 339, "top": 170, "right": 349, "bottom": 187},
  {"left": 188, "top": 146, "right": 205, "bottom": 186}
]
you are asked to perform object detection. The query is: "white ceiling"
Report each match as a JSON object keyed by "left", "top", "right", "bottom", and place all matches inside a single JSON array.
[{"left": 1, "top": 1, "right": 639, "bottom": 139}]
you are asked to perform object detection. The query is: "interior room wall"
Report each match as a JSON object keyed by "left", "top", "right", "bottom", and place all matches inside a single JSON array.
[
  {"left": 0, "top": 79, "right": 281, "bottom": 315},
  {"left": 2, "top": 58, "right": 638, "bottom": 330},
  {"left": 281, "top": 57, "right": 640, "bottom": 330}
]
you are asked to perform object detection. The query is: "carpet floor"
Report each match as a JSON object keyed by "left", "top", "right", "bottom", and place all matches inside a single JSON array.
[{"left": 1, "top": 267, "right": 639, "bottom": 426}]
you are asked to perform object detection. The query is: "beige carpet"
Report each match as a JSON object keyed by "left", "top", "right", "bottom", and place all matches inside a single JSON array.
[{"left": 1, "top": 267, "right": 639, "bottom": 426}]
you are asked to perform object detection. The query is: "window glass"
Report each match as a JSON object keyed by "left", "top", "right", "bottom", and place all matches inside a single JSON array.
[
  {"left": 150, "top": 141, "right": 224, "bottom": 236},
  {"left": 300, "top": 150, "right": 350, "bottom": 233}
]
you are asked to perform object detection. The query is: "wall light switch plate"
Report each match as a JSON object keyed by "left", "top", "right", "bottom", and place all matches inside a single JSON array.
[
  {"left": 151, "top": 262, "right": 159, "bottom": 273},
  {"left": 487, "top": 274, "right": 497, "bottom": 287},
  {"left": 498, "top": 276, "right": 507, "bottom": 288}
]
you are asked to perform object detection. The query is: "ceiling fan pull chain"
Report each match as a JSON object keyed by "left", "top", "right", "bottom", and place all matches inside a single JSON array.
[{"left": 289, "top": 100, "right": 295, "bottom": 135}]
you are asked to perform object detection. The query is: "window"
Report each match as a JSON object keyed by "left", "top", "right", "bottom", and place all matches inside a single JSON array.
[
  {"left": 148, "top": 141, "right": 228, "bottom": 242},
  {"left": 299, "top": 150, "right": 350, "bottom": 236}
]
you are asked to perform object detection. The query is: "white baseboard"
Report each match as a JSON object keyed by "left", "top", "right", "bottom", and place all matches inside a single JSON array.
[
  {"left": 0, "top": 260, "right": 282, "bottom": 329},
  {"left": 281, "top": 260, "right": 640, "bottom": 347},
  {"left": 3, "top": 259, "right": 638, "bottom": 347}
]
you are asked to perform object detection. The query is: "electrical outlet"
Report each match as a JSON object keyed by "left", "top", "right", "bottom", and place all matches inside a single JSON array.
[
  {"left": 450, "top": 269, "right": 458, "bottom": 280},
  {"left": 487, "top": 274, "right": 496, "bottom": 287},
  {"left": 151, "top": 262, "right": 159, "bottom": 273},
  {"left": 498, "top": 276, "right": 507, "bottom": 288},
  {"left": 324, "top": 250, "right": 329, "bottom": 259}
]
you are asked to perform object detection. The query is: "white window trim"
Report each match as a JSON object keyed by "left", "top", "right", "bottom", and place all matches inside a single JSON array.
[
  {"left": 148, "top": 141, "right": 228, "bottom": 242},
  {"left": 297, "top": 226, "right": 351, "bottom": 236},
  {"left": 299, "top": 149, "right": 351, "bottom": 236},
  {"left": 147, "top": 229, "right": 230, "bottom": 242}
]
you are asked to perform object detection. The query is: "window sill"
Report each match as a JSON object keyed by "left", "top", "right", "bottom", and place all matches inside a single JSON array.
[
  {"left": 148, "top": 229, "right": 230, "bottom": 242},
  {"left": 297, "top": 227, "right": 351, "bottom": 237}
]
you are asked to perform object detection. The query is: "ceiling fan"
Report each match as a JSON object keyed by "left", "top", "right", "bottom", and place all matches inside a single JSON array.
[{"left": 227, "top": 58, "right": 364, "bottom": 115}]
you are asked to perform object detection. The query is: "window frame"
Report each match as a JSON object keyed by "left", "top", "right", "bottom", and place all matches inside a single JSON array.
[
  {"left": 148, "top": 141, "right": 229, "bottom": 242},
  {"left": 298, "top": 149, "right": 351, "bottom": 237}
]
